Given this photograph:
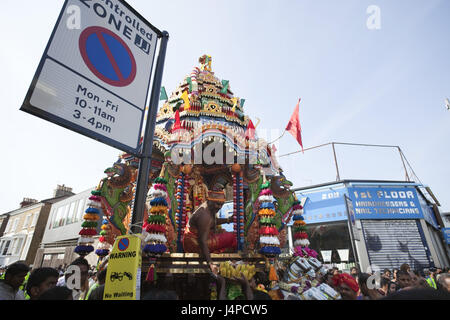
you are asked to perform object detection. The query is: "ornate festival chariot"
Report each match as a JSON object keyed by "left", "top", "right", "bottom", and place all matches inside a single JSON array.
[{"left": 73, "top": 56, "right": 340, "bottom": 300}]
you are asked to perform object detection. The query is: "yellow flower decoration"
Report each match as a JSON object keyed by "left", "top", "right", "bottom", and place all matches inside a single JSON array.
[
  {"left": 258, "top": 208, "right": 275, "bottom": 217},
  {"left": 150, "top": 206, "right": 168, "bottom": 214},
  {"left": 83, "top": 213, "right": 100, "bottom": 221}
]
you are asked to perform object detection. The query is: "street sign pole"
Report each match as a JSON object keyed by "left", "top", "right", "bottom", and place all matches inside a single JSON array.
[{"left": 130, "top": 31, "right": 169, "bottom": 234}]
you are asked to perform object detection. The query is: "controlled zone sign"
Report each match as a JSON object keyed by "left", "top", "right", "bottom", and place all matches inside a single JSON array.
[
  {"left": 104, "top": 235, "right": 142, "bottom": 300},
  {"left": 21, "top": 0, "right": 161, "bottom": 154}
]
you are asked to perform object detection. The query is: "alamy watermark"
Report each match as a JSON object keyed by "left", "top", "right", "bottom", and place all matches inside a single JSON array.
[
  {"left": 167, "top": 128, "right": 283, "bottom": 166},
  {"left": 365, "top": 264, "right": 382, "bottom": 289},
  {"left": 366, "top": 5, "right": 381, "bottom": 30},
  {"left": 65, "top": 265, "right": 82, "bottom": 290},
  {"left": 66, "top": 5, "right": 81, "bottom": 30}
]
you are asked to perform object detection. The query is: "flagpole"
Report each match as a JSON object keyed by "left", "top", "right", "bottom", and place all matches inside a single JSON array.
[
  {"left": 268, "top": 130, "right": 286, "bottom": 145},
  {"left": 269, "top": 98, "right": 302, "bottom": 146}
]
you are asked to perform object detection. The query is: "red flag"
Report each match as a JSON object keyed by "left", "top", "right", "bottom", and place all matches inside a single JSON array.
[
  {"left": 171, "top": 109, "right": 181, "bottom": 132},
  {"left": 285, "top": 99, "right": 303, "bottom": 152},
  {"left": 245, "top": 119, "right": 256, "bottom": 140}
]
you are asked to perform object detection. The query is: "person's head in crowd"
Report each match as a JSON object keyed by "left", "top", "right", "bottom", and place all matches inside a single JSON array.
[
  {"left": 388, "top": 281, "right": 398, "bottom": 294},
  {"left": 357, "top": 273, "right": 372, "bottom": 297},
  {"left": 323, "top": 272, "right": 336, "bottom": 288},
  {"left": 25, "top": 267, "right": 59, "bottom": 300},
  {"left": 332, "top": 272, "right": 359, "bottom": 300},
  {"left": 3, "top": 262, "right": 29, "bottom": 291},
  {"left": 357, "top": 272, "right": 383, "bottom": 299},
  {"left": 65, "top": 257, "right": 90, "bottom": 288},
  {"left": 408, "top": 271, "right": 419, "bottom": 286},
  {"left": 380, "top": 277, "right": 390, "bottom": 295},
  {"left": 38, "top": 286, "right": 73, "bottom": 300},
  {"left": 381, "top": 287, "right": 450, "bottom": 300},
  {"left": 397, "top": 270, "right": 412, "bottom": 289},
  {"left": 411, "top": 270, "right": 429, "bottom": 289},
  {"left": 392, "top": 268, "right": 399, "bottom": 281},
  {"left": 429, "top": 267, "right": 437, "bottom": 277},
  {"left": 96, "top": 268, "right": 107, "bottom": 285},
  {"left": 382, "top": 269, "right": 391, "bottom": 279},
  {"left": 331, "top": 267, "right": 340, "bottom": 276},
  {"left": 350, "top": 267, "right": 359, "bottom": 278},
  {"left": 400, "top": 263, "right": 411, "bottom": 273},
  {"left": 437, "top": 273, "right": 450, "bottom": 293}
]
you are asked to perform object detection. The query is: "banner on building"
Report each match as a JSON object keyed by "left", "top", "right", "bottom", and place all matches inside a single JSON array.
[{"left": 347, "top": 187, "right": 424, "bottom": 220}]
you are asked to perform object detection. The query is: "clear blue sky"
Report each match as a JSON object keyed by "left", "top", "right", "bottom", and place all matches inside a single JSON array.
[{"left": 0, "top": 0, "right": 449, "bottom": 214}]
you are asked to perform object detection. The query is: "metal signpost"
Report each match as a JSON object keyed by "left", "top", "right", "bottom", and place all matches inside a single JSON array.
[{"left": 21, "top": 0, "right": 168, "bottom": 237}]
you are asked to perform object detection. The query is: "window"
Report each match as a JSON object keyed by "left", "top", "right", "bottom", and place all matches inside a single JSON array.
[
  {"left": 4, "top": 220, "right": 11, "bottom": 234},
  {"left": 15, "top": 238, "right": 24, "bottom": 256},
  {"left": 10, "top": 238, "right": 24, "bottom": 256},
  {"left": 53, "top": 206, "right": 68, "bottom": 229},
  {"left": 31, "top": 213, "right": 38, "bottom": 227},
  {"left": 11, "top": 219, "right": 19, "bottom": 233},
  {"left": 59, "top": 205, "right": 69, "bottom": 227},
  {"left": 52, "top": 207, "right": 61, "bottom": 228},
  {"left": 23, "top": 215, "right": 31, "bottom": 229},
  {"left": 66, "top": 201, "right": 77, "bottom": 225},
  {"left": 10, "top": 239, "right": 17, "bottom": 255},
  {"left": 76, "top": 198, "right": 86, "bottom": 222},
  {"left": 2, "top": 240, "right": 11, "bottom": 255}
]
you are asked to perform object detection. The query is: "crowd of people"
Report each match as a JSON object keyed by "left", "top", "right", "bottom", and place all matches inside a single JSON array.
[
  {"left": 320, "top": 263, "right": 450, "bottom": 300},
  {"left": 0, "top": 259, "right": 105, "bottom": 300},
  {"left": 0, "top": 259, "right": 449, "bottom": 300}
]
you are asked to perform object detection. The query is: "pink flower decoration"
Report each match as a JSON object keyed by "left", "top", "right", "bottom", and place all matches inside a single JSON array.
[{"left": 260, "top": 189, "right": 273, "bottom": 196}]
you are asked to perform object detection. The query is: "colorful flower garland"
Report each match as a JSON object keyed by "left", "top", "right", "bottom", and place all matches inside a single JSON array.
[
  {"left": 143, "top": 177, "right": 169, "bottom": 255},
  {"left": 95, "top": 217, "right": 111, "bottom": 258},
  {"left": 175, "top": 172, "right": 189, "bottom": 252},
  {"left": 232, "top": 166, "right": 244, "bottom": 251},
  {"left": 291, "top": 199, "right": 315, "bottom": 256},
  {"left": 74, "top": 190, "right": 102, "bottom": 257},
  {"left": 257, "top": 182, "right": 281, "bottom": 256}
]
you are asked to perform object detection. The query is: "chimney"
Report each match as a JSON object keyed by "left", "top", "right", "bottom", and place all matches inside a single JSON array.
[
  {"left": 53, "top": 184, "right": 74, "bottom": 198},
  {"left": 20, "top": 198, "right": 38, "bottom": 208}
]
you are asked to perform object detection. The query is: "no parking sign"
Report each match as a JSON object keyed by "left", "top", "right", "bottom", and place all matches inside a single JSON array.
[
  {"left": 21, "top": 0, "right": 162, "bottom": 153},
  {"left": 79, "top": 26, "right": 137, "bottom": 87},
  {"left": 104, "top": 235, "right": 142, "bottom": 300}
]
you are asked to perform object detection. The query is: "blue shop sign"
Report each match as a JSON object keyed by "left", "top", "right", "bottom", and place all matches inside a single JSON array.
[
  {"left": 294, "top": 187, "right": 348, "bottom": 224},
  {"left": 347, "top": 186, "right": 424, "bottom": 220},
  {"left": 442, "top": 228, "right": 450, "bottom": 245},
  {"left": 417, "top": 191, "right": 440, "bottom": 229}
]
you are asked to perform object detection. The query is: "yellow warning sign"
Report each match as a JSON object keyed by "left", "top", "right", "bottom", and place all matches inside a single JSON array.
[{"left": 104, "top": 235, "right": 142, "bottom": 300}]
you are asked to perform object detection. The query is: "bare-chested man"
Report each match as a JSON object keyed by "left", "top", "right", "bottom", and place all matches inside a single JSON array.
[{"left": 183, "top": 190, "right": 237, "bottom": 272}]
